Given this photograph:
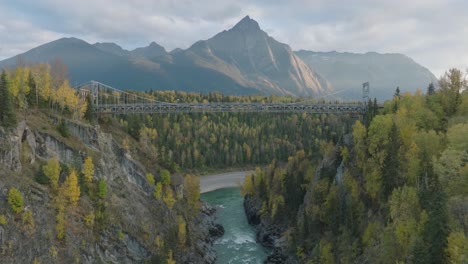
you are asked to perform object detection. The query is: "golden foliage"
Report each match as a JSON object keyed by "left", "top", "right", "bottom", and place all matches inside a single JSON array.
[
  {"left": 63, "top": 169, "right": 80, "bottom": 206},
  {"left": 177, "top": 216, "right": 187, "bottom": 246},
  {"left": 163, "top": 187, "right": 176, "bottom": 209},
  {"left": 7, "top": 187, "right": 24, "bottom": 213},
  {"left": 42, "top": 157, "right": 61, "bottom": 191},
  {"left": 82, "top": 156, "right": 95, "bottom": 183},
  {"left": 184, "top": 174, "right": 200, "bottom": 209}
]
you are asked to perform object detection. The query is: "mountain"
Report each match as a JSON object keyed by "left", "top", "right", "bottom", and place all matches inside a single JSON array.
[
  {"left": 0, "top": 37, "right": 176, "bottom": 89},
  {"left": 93, "top": 42, "right": 131, "bottom": 57},
  {"left": 177, "top": 16, "right": 331, "bottom": 96},
  {"left": 0, "top": 17, "right": 329, "bottom": 96},
  {"left": 296, "top": 50, "right": 438, "bottom": 100},
  {"left": 131, "top": 41, "right": 167, "bottom": 59}
]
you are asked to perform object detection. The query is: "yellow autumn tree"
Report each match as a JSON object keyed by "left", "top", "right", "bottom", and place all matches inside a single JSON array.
[
  {"left": 184, "top": 174, "right": 200, "bottom": 209},
  {"left": 177, "top": 216, "right": 187, "bottom": 246},
  {"left": 163, "top": 187, "right": 176, "bottom": 209},
  {"left": 166, "top": 250, "right": 176, "bottom": 264},
  {"left": 32, "top": 63, "right": 51, "bottom": 102},
  {"left": 63, "top": 169, "right": 80, "bottom": 206},
  {"left": 43, "top": 157, "right": 61, "bottom": 191},
  {"left": 82, "top": 156, "right": 95, "bottom": 184},
  {"left": 56, "top": 80, "right": 86, "bottom": 120},
  {"left": 9, "top": 66, "right": 30, "bottom": 108}
]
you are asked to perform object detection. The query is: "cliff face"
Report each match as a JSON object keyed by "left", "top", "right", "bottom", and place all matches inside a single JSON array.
[{"left": 0, "top": 114, "right": 220, "bottom": 263}]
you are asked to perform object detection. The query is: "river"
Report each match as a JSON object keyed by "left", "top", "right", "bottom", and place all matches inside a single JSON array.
[{"left": 201, "top": 187, "right": 271, "bottom": 263}]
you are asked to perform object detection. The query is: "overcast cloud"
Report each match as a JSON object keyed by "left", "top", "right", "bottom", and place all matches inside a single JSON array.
[{"left": 0, "top": 0, "right": 466, "bottom": 76}]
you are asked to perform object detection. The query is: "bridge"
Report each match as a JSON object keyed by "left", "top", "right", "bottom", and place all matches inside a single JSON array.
[{"left": 74, "top": 81, "right": 370, "bottom": 115}]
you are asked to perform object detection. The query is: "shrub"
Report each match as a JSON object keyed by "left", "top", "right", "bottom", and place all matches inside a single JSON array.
[
  {"left": 97, "top": 179, "right": 107, "bottom": 199},
  {"left": 163, "top": 188, "right": 176, "bottom": 209},
  {"left": 118, "top": 230, "right": 124, "bottom": 240},
  {"left": 154, "top": 182, "right": 162, "bottom": 199},
  {"left": 57, "top": 119, "right": 69, "bottom": 137},
  {"left": 56, "top": 210, "right": 65, "bottom": 240},
  {"left": 21, "top": 210, "right": 35, "bottom": 233},
  {"left": 177, "top": 216, "right": 187, "bottom": 246},
  {"left": 42, "top": 157, "right": 60, "bottom": 190},
  {"left": 8, "top": 188, "right": 24, "bottom": 213},
  {"left": 83, "top": 212, "right": 95, "bottom": 228},
  {"left": 146, "top": 173, "right": 155, "bottom": 185},
  {"left": 0, "top": 214, "right": 7, "bottom": 225},
  {"left": 160, "top": 169, "right": 171, "bottom": 185}
]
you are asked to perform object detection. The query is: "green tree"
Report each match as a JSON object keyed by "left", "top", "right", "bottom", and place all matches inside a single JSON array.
[
  {"left": 163, "top": 187, "right": 176, "bottom": 209},
  {"left": 160, "top": 169, "right": 171, "bottom": 185},
  {"left": 184, "top": 174, "right": 200, "bottom": 209},
  {"left": 439, "top": 68, "right": 466, "bottom": 116},
  {"left": 417, "top": 151, "right": 449, "bottom": 264},
  {"left": 8, "top": 187, "right": 24, "bottom": 213},
  {"left": 43, "top": 157, "right": 61, "bottom": 191},
  {"left": 177, "top": 216, "right": 187, "bottom": 246},
  {"left": 26, "top": 71, "right": 37, "bottom": 107},
  {"left": 84, "top": 94, "right": 94, "bottom": 122},
  {"left": 427, "top": 82, "right": 435, "bottom": 96},
  {"left": 0, "top": 70, "right": 17, "bottom": 127},
  {"left": 97, "top": 179, "right": 107, "bottom": 199},
  {"left": 382, "top": 122, "right": 401, "bottom": 199},
  {"left": 146, "top": 173, "right": 155, "bottom": 186},
  {"left": 446, "top": 231, "right": 468, "bottom": 264},
  {"left": 154, "top": 182, "right": 162, "bottom": 199}
]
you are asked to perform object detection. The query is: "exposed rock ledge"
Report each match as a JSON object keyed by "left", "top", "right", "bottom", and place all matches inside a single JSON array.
[{"left": 244, "top": 195, "right": 297, "bottom": 264}]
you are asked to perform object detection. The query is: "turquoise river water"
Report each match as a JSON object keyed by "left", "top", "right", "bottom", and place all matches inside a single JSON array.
[{"left": 201, "top": 188, "right": 271, "bottom": 263}]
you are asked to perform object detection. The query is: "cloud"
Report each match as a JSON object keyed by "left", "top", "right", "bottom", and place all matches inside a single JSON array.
[{"left": 0, "top": 0, "right": 467, "bottom": 76}]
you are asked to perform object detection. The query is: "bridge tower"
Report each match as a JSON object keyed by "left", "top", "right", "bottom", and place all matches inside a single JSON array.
[
  {"left": 362, "top": 82, "right": 370, "bottom": 106},
  {"left": 89, "top": 81, "right": 100, "bottom": 108}
]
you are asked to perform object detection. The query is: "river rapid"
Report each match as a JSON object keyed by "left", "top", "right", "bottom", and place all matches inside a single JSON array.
[{"left": 201, "top": 187, "right": 271, "bottom": 264}]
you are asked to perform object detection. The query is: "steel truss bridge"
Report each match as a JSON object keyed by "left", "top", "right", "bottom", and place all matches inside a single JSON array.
[{"left": 74, "top": 81, "right": 370, "bottom": 115}]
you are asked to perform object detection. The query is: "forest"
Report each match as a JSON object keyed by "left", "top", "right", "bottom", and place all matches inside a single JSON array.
[
  {"left": 243, "top": 68, "right": 468, "bottom": 263},
  {"left": 1, "top": 62, "right": 466, "bottom": 263}
]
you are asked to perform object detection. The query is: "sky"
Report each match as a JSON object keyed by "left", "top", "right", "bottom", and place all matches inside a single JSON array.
[{"left": 0, "top": 0, "right": 467, "bottom": 77}]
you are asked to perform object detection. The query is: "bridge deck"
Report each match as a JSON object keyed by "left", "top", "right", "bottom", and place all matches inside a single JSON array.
[{"left": 94, "top": 102, "right": 367, "bottom": 114}]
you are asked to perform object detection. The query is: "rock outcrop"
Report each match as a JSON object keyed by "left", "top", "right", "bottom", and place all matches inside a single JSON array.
[{"left": 0, "top": 116, "right": 221, "bottom": 263}]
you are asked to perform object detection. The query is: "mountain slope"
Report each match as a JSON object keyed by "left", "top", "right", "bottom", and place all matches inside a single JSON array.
[
  {"left": 296, "top": 50, "right": 438, "bottom": 100},
  {"left": 131, "top": 42, "right": 167, "bottom": 59},
  {"left": 0, "top": 37, "right": 176, "bottom": 89},
  {"left": 0, "top": 17, "right": 329, "bottom": 96},
  {"left": 180, "top": 16, "right": 331, "bottom": 96}
]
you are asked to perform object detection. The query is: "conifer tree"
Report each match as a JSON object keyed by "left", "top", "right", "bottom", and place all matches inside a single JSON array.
[
  {"left": 0, "top": 70, "right": 16, "bottom": 127},
  {"left": 427, "top": 82, "right": 435, "bottom": 96},
  {"left": 26, "top": 71, "right": 37, "bottom": 107},
  {"left": 382, "top": 122, "right": 401, "bottom": 199}
]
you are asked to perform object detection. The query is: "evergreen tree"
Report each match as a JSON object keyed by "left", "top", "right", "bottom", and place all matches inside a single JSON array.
[
  {"left": 393, "top": 87, "right": 400, "bottom": 113},
  {"left": 372, "top": 98, "right": 378, "bottom": 118},
  {"left": 26, "top": 71, "right": 37, "bottom": 107},
  {"left": 0, "top": 71, "right": 17, "bottom": 127},
  {"left": 84, "top": 94, "right": 94, "bottom": 122},
  {"left": 427, "top": 82, "right": 435, "bottom": 96},
  {"left": 416, "top": 150, "right": 449, "bottom": 263},
  {"left": 394, "top": 86, "right": 401, "bottom": 98},
  {"left": 382, "top": 122, "right": 400, "bottom": 199}
]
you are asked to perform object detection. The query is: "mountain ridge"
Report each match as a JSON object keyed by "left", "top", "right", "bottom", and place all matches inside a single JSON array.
[
  {"left": 295, "top": 49, "right": 437, "bottom": 99},
  {"left": 0, "top": 16, "right": 436, "bottom": 99}
]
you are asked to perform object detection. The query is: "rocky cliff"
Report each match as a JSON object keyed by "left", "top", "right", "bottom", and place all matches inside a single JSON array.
[{"left": 0, "top": 112, "right": 221, "bottom": 263}]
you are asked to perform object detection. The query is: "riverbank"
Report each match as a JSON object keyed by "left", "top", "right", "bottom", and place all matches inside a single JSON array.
[{"left": 199, "top": 171, "right": 252, "bottom": 193}]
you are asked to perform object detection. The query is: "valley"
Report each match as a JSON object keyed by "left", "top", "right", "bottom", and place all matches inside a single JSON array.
[{"left": 0, "top": 9, "right": 467, "bottom": 264}]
